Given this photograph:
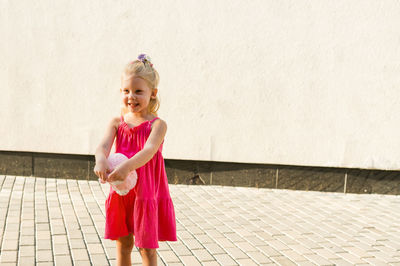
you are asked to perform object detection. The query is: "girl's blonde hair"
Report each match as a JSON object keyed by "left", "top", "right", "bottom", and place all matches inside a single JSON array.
[{"left": 121, "top": 55, "right": 160, "bottom": 116}]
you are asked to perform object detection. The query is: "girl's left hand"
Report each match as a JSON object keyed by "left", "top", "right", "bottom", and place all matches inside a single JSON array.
[{"left": 107, "top": 161, "right": 130, "bottom": 182}]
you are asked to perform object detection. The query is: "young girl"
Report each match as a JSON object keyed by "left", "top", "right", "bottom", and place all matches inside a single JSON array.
[{"left": 94, "top": 54, "right": 177, "bottom": 266}]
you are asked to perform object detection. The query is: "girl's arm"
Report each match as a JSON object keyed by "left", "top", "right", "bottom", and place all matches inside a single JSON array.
[
  {"left": 94, "top": 117, "right": 119, "bottom": 181},
  {"left": 107, "top": 119, "right": 167, "bottom": 182}
]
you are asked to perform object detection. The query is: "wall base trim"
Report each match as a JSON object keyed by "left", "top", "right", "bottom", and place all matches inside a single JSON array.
[{"left": 1, "top": 150, "right": 399, "bottom": 195}]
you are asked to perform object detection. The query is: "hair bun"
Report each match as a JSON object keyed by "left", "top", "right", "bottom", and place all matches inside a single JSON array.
[{"left": 138, "top": 54, "right": 153, "bottom": 67}]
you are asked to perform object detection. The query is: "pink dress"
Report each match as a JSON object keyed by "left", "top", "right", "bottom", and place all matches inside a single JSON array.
[{"left": 104, "top": 116, "right": 177, "bottom": 248}]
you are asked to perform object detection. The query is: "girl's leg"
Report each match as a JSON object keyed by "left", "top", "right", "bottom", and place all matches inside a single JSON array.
[
  {"left": 139, "top": 248, "right": 157, "bottom": 266},
  {"left": 116, "top": 233, "right": 134, "bottom": 266}
]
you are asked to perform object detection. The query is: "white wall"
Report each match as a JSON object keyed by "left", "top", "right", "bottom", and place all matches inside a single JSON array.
[{"left": 1, "top": 0, "right": 400, "bottom": 170}]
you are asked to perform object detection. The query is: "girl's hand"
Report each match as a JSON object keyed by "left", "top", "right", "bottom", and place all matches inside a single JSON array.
[
  {"left": 94, "top": 159, "right": 112, "bottom": 183},
  {"left": 107, "top": 161, "right": 130, "bottom": 182}
]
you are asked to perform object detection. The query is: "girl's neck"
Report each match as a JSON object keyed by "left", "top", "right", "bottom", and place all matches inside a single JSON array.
[{"left": 124, "top": 112, "right": 155, "bottom": 121}]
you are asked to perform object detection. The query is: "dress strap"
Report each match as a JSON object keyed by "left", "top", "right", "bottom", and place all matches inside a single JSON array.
[
  {"left": 120, "top": 115, "right": 124, "bottom": 122},
  {"left": 150, "top": 117, "right": 159, "bottom": 124}
]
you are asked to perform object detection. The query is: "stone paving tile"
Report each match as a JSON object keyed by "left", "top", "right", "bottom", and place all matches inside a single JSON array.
[
  {"left": 53, "top": 243, "right": 70, "bottom": 256},
  {"left": 71, "top": 248, "right": 90, "bottom": 261},
  {"left": 214, "top": 237, "right": 236, "bottom": 248},
  {"left": 36, "top": 249, "right": 53, "bottom": 262},
  {"left": 54, "top": 255, "right": 73, "bottom": 265},
  {"left": 36, "top": 239, "right": 52, "bottom": 250},
  {"left": 303, "top": 253, "right": 334, "bottom": 265},
  {"left": 201, "top": 261, "right": 220, "bottom": 266},
  {"left": 20, "top": 234, "right": 34, "bottom": 246},
  {"left": 296, "top": 260, "right": 318, "bottom": 266},
  {"left": 270, "top": 255, "right": 297, "bottom": 265},
  {"left": 257, "top": 244, "right": 283, "bottom": 258},
  {"left": 191, "top": 248, "right": 215, "bottom": 262},
  {"left": 311, "top": 247, "right": 340, "bottom": 261},
  {"left": 19, "top": 245, "right": 35, "bottom": 257},
  {"left": 236, "top": 258, "right": 258, "bottom": 266},
  {"left": 0, "top": 250, "right": 18, "bottom": 263},
  {"left": 249, "top": 251, "right": 275, "bottom": 264},
  {"left": 1, "top": 176, "right": 400, "bottom": 265},
  {"left": 36, "top": 263, "right": 54, "bottom": 266},
  {"left": 195, "top": 233, "right": 215, "bottom": 244},
  {"left": 181, "top": 237, "right": 204, "bottom": 250},
  {"left": 18, "top": 255, "right": 35, "bottom": 265},
  {"left": 89, "top": 253, "right": 109, "bottom": 265},
  {"left": 214, "top": 253, "right": 238, "bottom": 265},
  {"left": 158, "top": 241, "right": 171, "bottom": 251},
  {"left": 279, "top": 248, "right": 309, "bottom": 263},
  {"left": 224, "top": 246, "right": 249, "bottom": 260},
  {"left": 2, "top": 239, "right": 19, "bottom": 250},
  {"left": 73, "top": 260, "right": 92, "bottom": 266},
  {"left": 203, "top": 242, "right": 226, "bottom": 255},
  {"left": 158, "top": 250, "right": 181, "bottom": 263},
  {"left": 179, "top": 255, "right": 202, "bottom": 265},
  {"left": 169, "top": 241, "right": 193, "bottom": 256}
]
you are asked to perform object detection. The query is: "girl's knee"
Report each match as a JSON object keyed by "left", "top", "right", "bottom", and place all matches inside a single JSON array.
[
  {"left": 117, "top": 234, "right": 134, "bottom": 252},
  {"left": 139, "top": 248, "right": 157, "bottom": 256},
  {"left": 118, "top": 243, "right": 134, "bottom": 255}
]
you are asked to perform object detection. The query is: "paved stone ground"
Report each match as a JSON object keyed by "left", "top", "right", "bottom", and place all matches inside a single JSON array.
[{"left": 0, "top": 175, "right": 399, "bottom": 265}]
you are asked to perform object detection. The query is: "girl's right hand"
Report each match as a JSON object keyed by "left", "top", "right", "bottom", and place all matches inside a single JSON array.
[{"left": 94, "top": 159, "right": 112, "bottom": 183}]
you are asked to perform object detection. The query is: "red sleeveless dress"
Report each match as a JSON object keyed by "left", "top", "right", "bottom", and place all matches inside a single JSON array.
[{"left": 104, "top": 116, "right": 177, "bottom": 248}]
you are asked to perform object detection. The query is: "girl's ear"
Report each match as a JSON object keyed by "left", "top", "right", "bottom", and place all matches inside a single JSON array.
[{"left": 151, "top": 88, "right": 158, "bottom": 99}]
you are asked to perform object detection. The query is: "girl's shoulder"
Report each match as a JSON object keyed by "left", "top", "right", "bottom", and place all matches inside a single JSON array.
[
  {"left": 151, "top": 116, "right": 166, "bottom": 125},
  {"left": 109, "top": 116, "right": 122, "bottom": 131},
  {"left": 151, "top": 117, "right": 167, "bottom": 131}
]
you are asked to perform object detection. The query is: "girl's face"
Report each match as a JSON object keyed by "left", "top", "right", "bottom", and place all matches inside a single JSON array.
[{"left": 120, "top": 76, "right": 157, "bottom": 115}]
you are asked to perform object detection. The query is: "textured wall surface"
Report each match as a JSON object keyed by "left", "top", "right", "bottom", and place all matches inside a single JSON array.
[{"left": 1, "top": 1, "right": 400, "bottom": 170}]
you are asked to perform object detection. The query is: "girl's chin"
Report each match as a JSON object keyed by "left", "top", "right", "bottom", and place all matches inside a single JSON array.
[{"left": 127, "top": 107, "right": 143, "bottom": 113}]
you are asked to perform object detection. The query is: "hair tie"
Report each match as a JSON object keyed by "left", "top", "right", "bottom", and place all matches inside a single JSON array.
[{"left": 137, "top": 53, "right": 153, "bottom": 67}]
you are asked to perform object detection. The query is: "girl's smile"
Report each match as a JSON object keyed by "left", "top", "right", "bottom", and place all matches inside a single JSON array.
[{"left": 128, "top": 102, "right": 140, "bottom": 108}]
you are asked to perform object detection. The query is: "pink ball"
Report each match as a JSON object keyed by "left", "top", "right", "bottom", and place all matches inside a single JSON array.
[
  {"left": 106, "top": 153, "right": 138, "bottom": 196},
  {"left": 108, "top": 153, "right": 129, "bottom": 170}
]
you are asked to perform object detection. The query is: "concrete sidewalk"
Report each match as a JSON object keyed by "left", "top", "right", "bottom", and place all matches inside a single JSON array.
[{"left": 0, "top": 175, "right": 399, "bottom": 265}]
